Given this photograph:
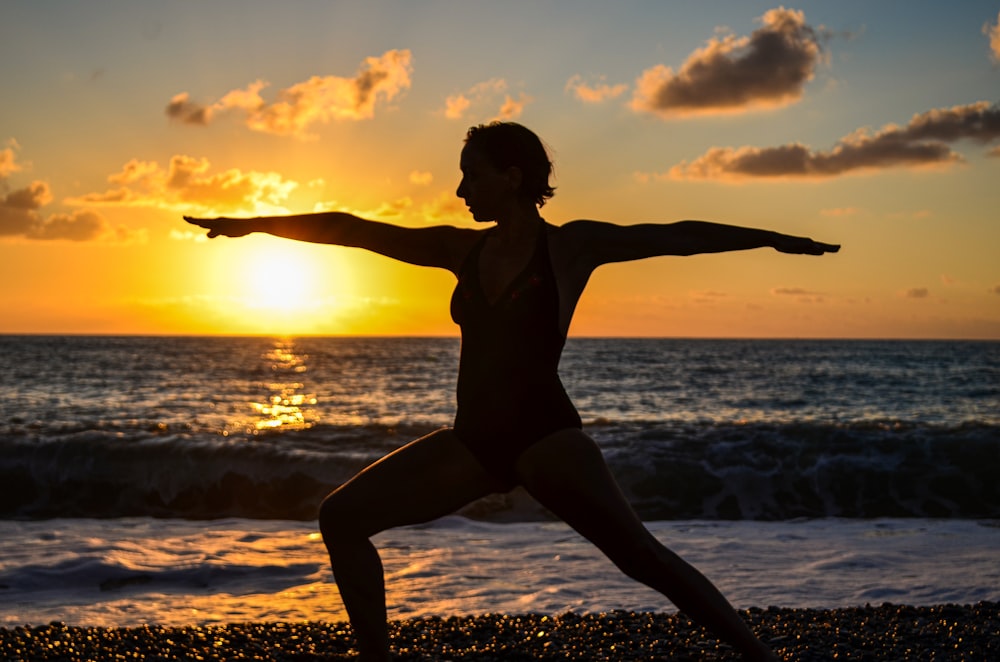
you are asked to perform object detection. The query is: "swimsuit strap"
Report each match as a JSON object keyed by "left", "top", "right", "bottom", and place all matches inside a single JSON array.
[{"left": 456, "top": 222, "right": 550, "bottom": 302}]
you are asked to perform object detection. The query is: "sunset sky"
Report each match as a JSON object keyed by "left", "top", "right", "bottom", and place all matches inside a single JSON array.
[{"left": 2, "top": 1, "right": 998, "bottom": 338}]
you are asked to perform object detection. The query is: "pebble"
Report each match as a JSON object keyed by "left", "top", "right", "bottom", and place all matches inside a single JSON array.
[{"left": 0, "top": 602, "right": 996, "bottom": 660}]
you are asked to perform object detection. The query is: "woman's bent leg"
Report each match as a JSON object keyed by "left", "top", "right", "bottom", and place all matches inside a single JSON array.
[
  {"left": 514, "top": 430, "right": 778, "bottom": 662},
  {"left": 318, "top": 428, "right": 500, "bottom": 661}
]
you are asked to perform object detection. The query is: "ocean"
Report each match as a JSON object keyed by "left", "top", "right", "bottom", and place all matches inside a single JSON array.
[{"left": 1, "top": 336, "right": 998, "bottom": 627}]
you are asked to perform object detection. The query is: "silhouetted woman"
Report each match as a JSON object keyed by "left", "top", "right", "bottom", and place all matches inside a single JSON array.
[{"left": 186, "top": 121, "right": 838, "bottom": 661}]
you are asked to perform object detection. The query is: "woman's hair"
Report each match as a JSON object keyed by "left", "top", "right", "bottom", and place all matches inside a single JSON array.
[{"left": 464, "top": 122, "right": 556, "bottom": 207}]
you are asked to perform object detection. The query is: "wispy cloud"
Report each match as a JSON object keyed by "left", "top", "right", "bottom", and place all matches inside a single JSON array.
[
  {"left": 69, "top": 155, "right": 298, "bottom": 215},
  {"left": 770, "top": 287, "right": 827, "bottom": 304},
  {"left": 689, "top": 290, "right": 728, "bottom": 304},
  {"left": 311, "top": 197, "right": 414, "bottom": 223},
  {"left": 631, "top": 7, "right": 825, "bottom": 118},
  {"left": 409, "top": 170, "right": 433, "bottom": 186},
  {"left": 166, "top": 50, "right": 413, "bottom": 138},
  {"left": 421, "top": 191, "right": 467, "bottom": 223},
  {"left": 663, "top": 101, "right": 1000, "bottom": 181},
  {"left": 772, "top": 287, "right": 825, "bottom": 296},
  {"left": 820, "top": 207, "right": 860, "bottom": 217},
  {"left": 496, "top": 92, "right": 533, "bottom": 120},
  {"left": 985, "top": 11, "right": 1000, "bottom": 61},
  {"left": 565, "top": 75, "right": 628, "bottom": 103},
  {"left": 443, "top": 79, "right": 506, "bottom": 119},
  {"left": 0, "top": 139, "right": 25, "bottom": 178},
  {"left": 441, "top": 78, "right": 531, "bottom": 121}
]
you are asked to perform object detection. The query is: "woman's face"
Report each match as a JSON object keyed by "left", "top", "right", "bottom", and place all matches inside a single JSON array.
[{"left": 456, "top": 146, "right": 516, "bottom": 223}]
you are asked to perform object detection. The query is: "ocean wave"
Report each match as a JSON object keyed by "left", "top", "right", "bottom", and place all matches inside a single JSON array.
[{"left": 1, "top": 421, "right": 997, "bottom": 521}]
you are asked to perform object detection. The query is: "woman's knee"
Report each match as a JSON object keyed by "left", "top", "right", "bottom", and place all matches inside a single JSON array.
[{"left": 318, "top": 489, "right": 367, "bottom": 548}]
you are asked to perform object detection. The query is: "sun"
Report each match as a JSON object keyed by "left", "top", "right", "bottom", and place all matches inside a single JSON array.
[
  {"left": 245, "top": 246, "right": 315, "bottom": 312},
  {"left": 234, "top": 241, "right": 341, "bottom": 321},
  {"left": 189, "top": 235, "right": 368, "bottom": 335}
]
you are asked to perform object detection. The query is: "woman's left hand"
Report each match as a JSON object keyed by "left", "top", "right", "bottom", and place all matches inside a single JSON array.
[{"left": 773, "top": 234, "right": 840, "bottom": 255}]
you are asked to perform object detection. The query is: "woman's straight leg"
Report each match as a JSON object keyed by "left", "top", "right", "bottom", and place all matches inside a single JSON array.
[{"left": 514, "top": 429, "right": 778, "bottom": 661}]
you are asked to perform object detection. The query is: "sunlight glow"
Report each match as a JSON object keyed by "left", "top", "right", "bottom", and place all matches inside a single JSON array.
[
  {"left": 193, "top": 239, "right": 366, "bottom": 336},
  {"left": 244, "top": 245, "right": 318, "bottom": 312}
]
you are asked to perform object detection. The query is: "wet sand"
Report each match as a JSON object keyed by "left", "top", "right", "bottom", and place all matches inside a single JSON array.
[{"left": 2, "top": 602, "right": 997, "bottom": 660}]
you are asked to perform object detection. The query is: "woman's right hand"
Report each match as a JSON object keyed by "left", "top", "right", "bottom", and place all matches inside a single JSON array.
[{"left": 183, "top": 216, "right": 257, "bottom": 238}]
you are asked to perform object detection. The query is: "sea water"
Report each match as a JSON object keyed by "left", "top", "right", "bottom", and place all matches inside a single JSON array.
[{"left": 1, "top": 336, "right": 998, "bottom": 627}]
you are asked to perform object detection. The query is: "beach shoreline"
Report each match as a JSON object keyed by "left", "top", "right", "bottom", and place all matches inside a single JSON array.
[{"left": 2, "top": 602, "right": 997, "bottom": 661}]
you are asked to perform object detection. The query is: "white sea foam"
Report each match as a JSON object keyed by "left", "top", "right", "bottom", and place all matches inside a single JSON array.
[{"left": 2, "top": 517, "right": 997, "bottom": 628}]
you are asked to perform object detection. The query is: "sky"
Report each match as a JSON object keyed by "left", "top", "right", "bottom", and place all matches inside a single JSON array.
[{"left": 1, "top": 0, "right": 998, "bottom": 338}]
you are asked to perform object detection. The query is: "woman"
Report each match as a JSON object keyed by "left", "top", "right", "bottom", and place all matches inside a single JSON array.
[{"left": 186, "top": 121, "right": 838, "bottom": 661}]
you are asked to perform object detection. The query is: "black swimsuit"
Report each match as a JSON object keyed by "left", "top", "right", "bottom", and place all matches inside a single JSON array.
[{"left": 449, "top": 223, "right": 582, "bottom": 488}]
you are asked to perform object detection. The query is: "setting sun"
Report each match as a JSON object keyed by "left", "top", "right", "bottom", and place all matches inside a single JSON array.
[
  {"left": 243, "top": 244, "right": 317, "bottom": 312},
  {"left": 195, "top": 238, "right": 363, "bottom": 335}
]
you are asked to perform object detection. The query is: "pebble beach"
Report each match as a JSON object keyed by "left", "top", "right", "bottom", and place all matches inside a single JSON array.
[{"left": 2, "top": 602, "right": 997, "bottom": 661}]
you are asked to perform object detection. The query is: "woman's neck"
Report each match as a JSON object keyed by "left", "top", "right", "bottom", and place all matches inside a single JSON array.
[{"left": 491, "top": 204, "right": 543, "bottom": 245}]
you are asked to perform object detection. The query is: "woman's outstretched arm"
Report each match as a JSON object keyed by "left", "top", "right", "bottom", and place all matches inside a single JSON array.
[
  {"left": 184, "top": 212, "right": 477, "bottom": 272},
  {"left": 564, "top": 219, "right": 839, "bottom": 269}
]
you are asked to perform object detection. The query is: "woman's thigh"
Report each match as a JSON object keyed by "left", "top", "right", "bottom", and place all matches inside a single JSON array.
[
  {"left": 321, "top": 428, "right": 504, "bottom": 538},
  {"left": 513, "top": 429, "right": 652, "bottom": 549}
]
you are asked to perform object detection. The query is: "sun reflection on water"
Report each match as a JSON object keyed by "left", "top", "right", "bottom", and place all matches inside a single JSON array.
[{"left": 250, "top": 339, "right": 317, "bottom": 431}]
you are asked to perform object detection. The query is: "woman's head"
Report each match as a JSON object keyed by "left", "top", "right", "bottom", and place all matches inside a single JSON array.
[{"left": 463, "top": 122, "right": 555, "bottom": 207}]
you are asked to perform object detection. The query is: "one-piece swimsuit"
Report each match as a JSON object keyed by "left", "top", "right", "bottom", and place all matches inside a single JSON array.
[{"left": 449, "top": 222, "right": 582, "bottom": 488}]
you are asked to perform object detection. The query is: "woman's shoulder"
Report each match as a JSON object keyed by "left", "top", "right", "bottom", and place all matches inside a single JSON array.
[
  {"left": 547, "top": 219, "right": 622, "bottom": 246},
  {"left": 544, "top": 220, "right": 614, "bottom": 275}
]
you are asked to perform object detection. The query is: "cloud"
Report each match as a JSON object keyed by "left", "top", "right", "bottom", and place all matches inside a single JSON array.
[
  {"left": 496, "top": 92, "right": 533, "bottom": 120},
  {"left": 312, "top": 197, "right": 413, "bottom": 222},
  {"left": 820, "top": 207, "right": 860, "bottom": 217},
  {"left": 0, "top": 145, "right": 139, "bottom": 242},
  {"left": 442, "top": 78, "right": 508, "bottom": 120},
  {"left": 31, "top": 210, "right": 136, "bottom": 241},
  {"left": 3, "top": 180, "right": 52, "bottom": 209},
  {"left": 165, "top": 92, "right": 213, "bottom": 125},
  {"left": 365, "top": 197, "right": 412, "bottom": 220},
  {"left": 444, "top": 94, "right": 472, "bottom": 120},
  {"left": 690, "top": 290, "right": 728, "bottom": 304},
  {"left": 903, "top": 287, "right": 930, "bottom": 299},
  {"left": 665, "top": 101, "right": 1000, "bottom": 181},
  {"left": 69, "top": 155, "right": 299, "bottom": 215},
  {"left": 421, "top": 191, "right": 467, "bottom": 223},
  {"left": 0, "top": 183, "right": 138, "bottom": 242},
  {"left": 631, "top": 7, "right": 825, "bottom": 118},
  {"left": 167, "top": 50, "right": 413, "bottom": 137},
  {"left": 771, "top": 287, "right": 825, "bottom": 296},
  {"left": 565, "top": 75, "right": 628, "bottom": 103},
  {"left": 771, "top": 286, "right": 826, "bottom": 303},
  {"left": 409, "top": 170, "right": 433, "bottom": 186},
  {"left": 985, "top": 11, "right": 1000, "bottom": 61},
  {"left": 0, "top": 139, "right": 25, "bottom": 178},
  {"left": 169, "top": 228, "right": 208, "bottom": 242}
]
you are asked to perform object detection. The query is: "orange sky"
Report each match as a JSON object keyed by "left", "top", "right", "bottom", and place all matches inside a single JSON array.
[{"left": 2, "top": 2, "right": 998, "bottom": 338}]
